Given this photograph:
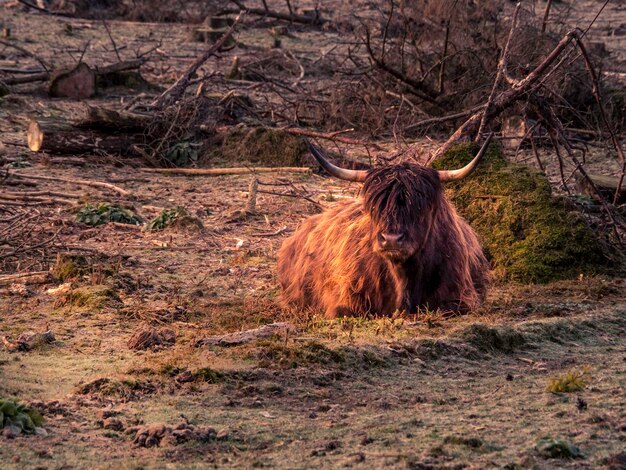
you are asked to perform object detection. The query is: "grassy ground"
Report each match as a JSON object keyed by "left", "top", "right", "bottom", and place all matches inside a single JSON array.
[{"left": 1, "top": 2, "right": 625, "bottom": 469}]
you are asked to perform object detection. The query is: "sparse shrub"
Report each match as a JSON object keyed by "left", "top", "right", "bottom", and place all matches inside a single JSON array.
[
  {"left": 193, "top": 367, "right": 224, "bottom": 383},
  {"left": 59, "top": 285, "right": 122, "bottom": 310},
  {"left": 146, "top": 207, "right": 203, "bottom": 231},
  {"left": 77, "top": 203, "right": 142, "bottom": 227},
  {"left": 547, "top": 368, "right": 589, "bottom": 393}
]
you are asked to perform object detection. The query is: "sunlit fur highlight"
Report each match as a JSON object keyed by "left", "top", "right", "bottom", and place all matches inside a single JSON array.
[{"left": 277, "top": 162, "right": 489, "bottom": 318}]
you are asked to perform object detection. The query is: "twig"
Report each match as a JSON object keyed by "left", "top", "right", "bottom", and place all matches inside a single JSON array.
[
  {"left": 541, "top": 0, "right": 553, "bottom": 34},
  {"left": 9, "top": 172, "right": 132, "bottom": 197},
  {"left": 476, "top": 2, "right": 520, "bottom": 140},
  {"left": 245, "top": 177, "right": 258, "bottom": 214},
  {"left": 0, "top": 228, "right": 62, "bottom": 260},
  {"left": 15, "top": 0, "right": 70, "bottom": 16},
  {"left": 281, "top": 127, "right": 383, "bottom": 149},
  {"left": 151, "top": 13, "right": 244, "bottom": 109},
  {"left": 102, "top": 20, "right": 122, "bottom": 63},
  {"left": 225, "top": 0, "right": 324, "bottom": 25},
  {"left": 0, "top": 39, "right": 50, "bottom": 73}
]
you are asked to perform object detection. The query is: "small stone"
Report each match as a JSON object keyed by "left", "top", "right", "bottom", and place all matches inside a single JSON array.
[
  {"left": 2, "top": 424, "right": 21, "bottom": 439},
  {"left": 34, "top": 427, "right": 48, "bottom": 437},
  {"left": 216, "top": 428, "right": 229, "bottom": 440}
]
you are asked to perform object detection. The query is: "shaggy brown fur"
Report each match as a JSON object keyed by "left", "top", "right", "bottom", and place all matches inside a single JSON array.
[{"left": 277, "top": 163, "right": 489, "bottom": 317}]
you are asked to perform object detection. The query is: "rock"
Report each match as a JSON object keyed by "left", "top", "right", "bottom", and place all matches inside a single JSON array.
[
  {"left": 16, "top": 330, "right": 55, "bottom": 351},
  {"left": 102, "top": 418, "right": 124, "bottom": 431},
  {"left": 216, "top": 428, "right": 229, "bottom": 440},
  {"left": 34, "top": 427, "right": 48, "bottom": 437},
  {"left": 2, "top": 424, "right": 22, "bottom": 439}
]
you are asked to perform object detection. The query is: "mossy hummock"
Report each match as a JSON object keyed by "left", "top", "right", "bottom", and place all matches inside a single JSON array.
[{"left": 433, "top": 143, "right": 608, "bottom": 283}]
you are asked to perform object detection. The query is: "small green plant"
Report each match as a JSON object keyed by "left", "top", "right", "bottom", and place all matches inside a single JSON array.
[
  {"left": 535, "top": 436, "right": 582, "bottom": 459},
  {"left": 547, "top": 368, "right": 589, "bottom": 393},
  {"left": 77, "top": 203, "right": 142, "bottom": 227},
  {"left": 164, "top": 141, "right": 201, "bottom": 167},
  {"left": 146, "top": 207, "right": 185, "bottom": 231},
  {"left": 0, "top": 398, "right": 44, "bottom": 435}
]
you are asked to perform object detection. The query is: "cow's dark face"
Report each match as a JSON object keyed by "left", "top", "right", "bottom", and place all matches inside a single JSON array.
[{"left": 362, "top": 163, "right": 442, "bottom": 264}]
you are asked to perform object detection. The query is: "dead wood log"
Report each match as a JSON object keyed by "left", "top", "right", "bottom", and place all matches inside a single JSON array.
[
  {"left": 141, "top": 167, "right": 311, "bottom": 176},
  {"left": 2, "top": 58, "right": 146, "bottom": 86},
  {"left": 27, "top": 119, "right": 145, "bottom": 155},
  {"left": 195, "top": 322, "right": 297, "bottom": 347},
  {"left": 577, "top": 173, "right": 626, "bottom": 205},
  {"left": 48, "top": 62, "right": 96, "bottom": 99},
  {"left": 0, "top": 271, "right": 50, "bottom": 286},
  {"left": 73, "top": 106, "right": 151, "bottom": 131}
]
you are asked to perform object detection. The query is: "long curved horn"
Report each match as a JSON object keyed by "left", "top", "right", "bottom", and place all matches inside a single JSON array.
[
  {"left": 305, "top": 139, "right": 368, "bottom": 183},
  {"left": 437, "top": 132, "right": 494, "bottom": 182}
]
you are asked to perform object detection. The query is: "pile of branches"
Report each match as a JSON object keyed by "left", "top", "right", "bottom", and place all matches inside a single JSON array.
[
  {"left": 318, "top": 0, "right": 622, "bottom": 139},
  {"left": 0, "top": 206, "right": 62, "bottom": 273}
]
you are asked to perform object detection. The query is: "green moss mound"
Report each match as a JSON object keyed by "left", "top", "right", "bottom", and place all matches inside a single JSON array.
[
  {"left": 215, "top": 126, "right": 306, "bottom": 167},
  {"left": 433, "top": 143, "right": 608, "bottom": 283}
]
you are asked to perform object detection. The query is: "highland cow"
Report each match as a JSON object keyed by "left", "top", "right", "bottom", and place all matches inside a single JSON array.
[{"left": 277, "top": 135, "right": 493, "bottom": 317}]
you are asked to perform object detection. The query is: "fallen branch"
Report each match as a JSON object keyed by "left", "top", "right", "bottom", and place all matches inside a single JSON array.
[
  {"left": 251, "top": 225, "right": 290, "bottom": 237},
  {"left": 281, "top": 127, "right": 383, "bottom": 149},
  {"left": 141, "top": 167, "right": 311, "bottom": 176},
  {"left": 427, "top": 30, "right": 578, "bottom": 162},
  {"left": 195, "top": 322, "right": 297, "bottom": 347},
  {"left": 224, "top": 1, "right": 324, "bottom": 25},
  {"left": 574, "top": 36, "right": 626, "bottom": 205},
  {"left": 0, "top": 38, "right": 50, "bottom": 72},
  {"left": 9, "top": 172, "right": 132, "bottom": 197},
  {"left": 476, "top": 3, "right": 520, "bottom": 140},
  {"left": 0, "top": 271, "right": 49, "bottom": 286}
]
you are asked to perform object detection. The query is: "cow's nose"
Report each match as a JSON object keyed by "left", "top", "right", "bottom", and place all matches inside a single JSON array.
[{"left": 380, "top": 232, "right": 405, "bottom": 249}]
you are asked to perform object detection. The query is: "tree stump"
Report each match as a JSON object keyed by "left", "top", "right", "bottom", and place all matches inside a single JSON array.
[
  {"left": 48, "top": 62, "right": 96, "bottom": 99},
  {"left": 190, "top": 28, "right": 236, "bottom": 50}
]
